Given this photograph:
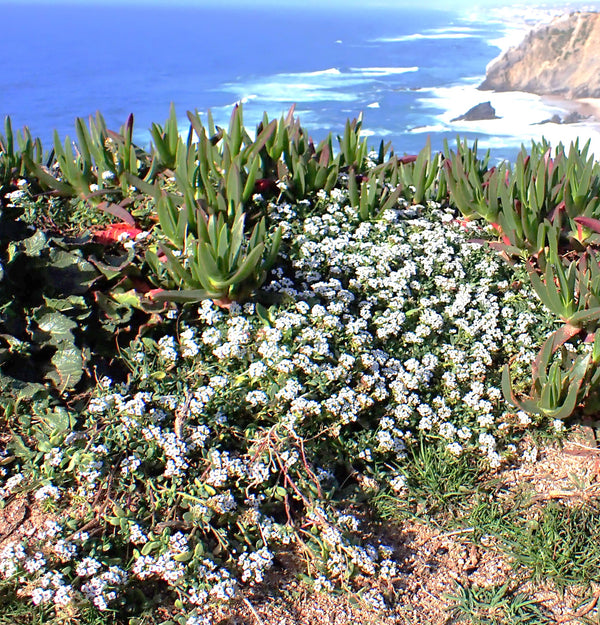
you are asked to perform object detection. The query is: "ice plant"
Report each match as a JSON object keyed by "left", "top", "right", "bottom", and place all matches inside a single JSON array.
[{"left": 150, "top": 197, "right": 282, "bottom": 306}]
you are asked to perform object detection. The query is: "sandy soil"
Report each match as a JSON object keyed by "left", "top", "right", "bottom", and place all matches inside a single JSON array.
[{"left": 214, "top": 428, "right": 600, "bottom": 624}]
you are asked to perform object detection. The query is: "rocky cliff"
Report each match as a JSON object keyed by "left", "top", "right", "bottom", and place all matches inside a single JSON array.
[{"left": 479, "top": 11, "right": 600, "bottom": 99}]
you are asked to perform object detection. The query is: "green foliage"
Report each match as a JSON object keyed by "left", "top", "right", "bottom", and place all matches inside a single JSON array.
[
  {"left": 0, "top": 227, "right": 97, "bottom": 391},
  {"left": 0, "top": 117, "right": 23, "bottom": 188},
  {"left": 401, "top": 137, "right": 444, "bottom": 204},
  {"left": 347, "top": 166, "right": 404, "bottom": 221},
  {"left": 373, "top": 439, "right": 483, "bottom": 519},
  {"left": 3, "top": 104, "right": 600, "bottom": 621},
  {"left": 149, "top": 102, "right": 182, "bottom": 171},
  {"left": 443, "top": 137, "right": 493, "bottom": 220},
  {"left": 443, "top": 138, "right": 600, "bottom": 254},
  {"left": 23, "top": 112, "right": 160, "bottom": 214},
  {"left": 503, "top": 343, "right": 589, "bottom": 421},
  {"left": 503, "top": 501, "right": 600, "bottom": 588},
  {"left": 0, "top": 167, "right": 556, "bottom": 620},
  {"left": 337, "top": 114, "right": 369, "bottom": 171},
  {"left": 446, "top": 581, "right": 555, "bottom": 625},
  {"left": 0, "top": 206, "right": 166, "bottom": 395}
]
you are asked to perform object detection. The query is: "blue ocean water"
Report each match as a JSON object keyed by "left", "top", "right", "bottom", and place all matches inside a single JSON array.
[{"left": 1, "top": 2, "right": 600, "bottom": 162}]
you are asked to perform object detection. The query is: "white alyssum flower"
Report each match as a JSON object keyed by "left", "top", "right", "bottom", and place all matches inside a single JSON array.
[
  {"left": 245, "top": 390, "right": 269, "bottom": 407},
  {"left": 180, "top": 327, "right": 200, "bottom": 358},
  {"left": 34, "top": 484, "right": 60, "bottom": 502},
  {"left": 238, "top": 547, "right": 274, "bottom": 584},
  {"left": 76, "top": 557, "right": 102, "bottom": 577},
  {"left": 158, "top": 335, "right": 178, "bottom": 362},
  {"left": 553, "top": 419, "right": 566, "bottom": 433}
]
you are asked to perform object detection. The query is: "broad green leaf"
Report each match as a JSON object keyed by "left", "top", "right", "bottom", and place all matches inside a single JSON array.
[
  {"left": 46, "top": 345, "right": 83, "bottom": 389},
  {"left": 36, "top": 312, "right": 77, "bottom": 345},
  {"left": 150, "top": 288, "right": 214, "bottom": 303}
]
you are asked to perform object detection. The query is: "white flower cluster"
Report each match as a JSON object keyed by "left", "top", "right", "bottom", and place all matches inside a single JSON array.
[
  {"left": 133, "top": 551, "right": 185, "bottom": 584},
  {"left": 0, "top": 529, "right": 127, "bottom": 612},
  {"left": 0, "top": 473, "right": 24, "bottom": 499},
  {"left": 238, "top": 547, "right": 273, "bottom": 584},
  {"left": 80, "top": 566, "right": 128, "bottom": 610},
  {"left": 158, "top": 335, "right": 178, "bottom": 362}
]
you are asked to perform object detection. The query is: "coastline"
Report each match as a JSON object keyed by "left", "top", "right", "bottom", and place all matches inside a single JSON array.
[
  {"left": 3, "top": 3, "right": 599, "bottom": 165},
  {"left": 408, "top": 3, "right": 600, "bottom": 160},
  {"left": 538, "top": 94, "right": 600, "bottom": 124},
  {"left": 573, "top": 97, "right": 600, "bottom": 121},
  {"left": 471, "top": 5, "right": 600, "bottom": 156}
]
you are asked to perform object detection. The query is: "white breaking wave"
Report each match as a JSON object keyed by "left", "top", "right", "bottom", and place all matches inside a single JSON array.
[
  {"left": 409, "top": 124, "right": 447, "bottom": 134},
  {"left": 221, "top": 65, "right": 418, "bottom": 105},
  {"left": 427, "top": 26, "right": 481, "bottom": 34},
  {"left": 302, "top": 68, "right": 342, "bottom": 76},
  {"left": 374, "top": 32, "right": 477, "bottom": 43},
  {"left": 221, "top": 80, "right": 359, "bottom": 103},
  {"left": 359, "top": 128, "right": 394, "bottom": 138},
  {"left": 349, "top": 66, "right": 419, "bottom": 76}
]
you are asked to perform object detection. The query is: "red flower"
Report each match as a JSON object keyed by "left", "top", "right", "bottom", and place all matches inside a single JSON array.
[
  {"left": 94, "top": 223, "right": 143, "bottom": 246},
  {"left": 146, "top": 288, "right": 165, "bottom": 300},
  {"left": 254, "top": 179, "right": 277, "bottom": 194},
  {"left": 398, "top": 155, "right": 418, "bottom": 165}
]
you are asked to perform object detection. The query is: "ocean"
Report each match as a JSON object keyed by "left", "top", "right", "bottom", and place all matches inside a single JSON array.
[{"left": 2, "top": 1, "right": 600, "bottom": 163}]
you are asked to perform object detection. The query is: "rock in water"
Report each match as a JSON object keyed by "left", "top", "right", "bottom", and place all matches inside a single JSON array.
[
  {"left": 451, "top": 101, "right": 500, "bottom": 122},
  {"left": 480, "top": 11, "right": 600, "bottom": 99},
  {"left": 537, "top": 114, "right": 563, "bottom": 125},
  {"left": 535, "top": 111, "right": 592, "bottom": 125}
]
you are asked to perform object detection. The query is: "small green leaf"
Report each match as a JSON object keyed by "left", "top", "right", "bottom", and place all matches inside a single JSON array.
[
  {"left": 141, "top": 541, "right": 160, "bottom": 556},
  {"left": 173, "top": 551, "right": 193, "bottom": 562},
  {"left": 255, "top": 303, "right": 272, "bottom": 326}
]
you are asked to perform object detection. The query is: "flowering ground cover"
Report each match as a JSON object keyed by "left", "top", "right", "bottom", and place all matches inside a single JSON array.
[{"left": 2, "top": 109, "right": 600, "bottom": 624}]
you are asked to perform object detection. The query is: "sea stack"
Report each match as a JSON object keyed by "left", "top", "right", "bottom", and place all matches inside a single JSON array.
[
  {"left": 451, "top": 101, "right": 500, "bottom": 122},
  {"left": 479, "top": 11, "right": 600, "bottom": 99}
]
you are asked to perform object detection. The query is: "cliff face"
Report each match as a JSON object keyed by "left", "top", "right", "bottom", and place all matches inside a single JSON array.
[{"left": 480, "top": 11, "right": 600, "bottom": 99}]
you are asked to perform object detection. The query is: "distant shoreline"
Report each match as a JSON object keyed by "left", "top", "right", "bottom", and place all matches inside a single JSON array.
[
  {"left": 573, "top": 97, "right": 600, "bottom": 122},
  {"left": 541, "top": 94, "right": 600, "bottom": 129}
]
